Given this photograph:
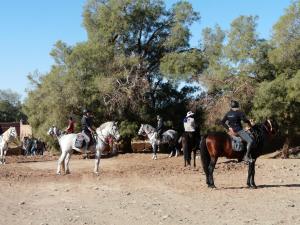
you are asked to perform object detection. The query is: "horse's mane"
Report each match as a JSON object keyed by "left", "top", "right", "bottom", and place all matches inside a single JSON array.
[
  {"left": 98, "top": 121, "right": 114, "bottom": 131},
  {"left": 144, "top": 124, "right": 154, "bottom": 130}
]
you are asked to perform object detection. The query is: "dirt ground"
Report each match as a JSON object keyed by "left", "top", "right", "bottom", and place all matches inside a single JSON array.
[{"left": 0, "top": 153, "right": 299, "bottom": 225}]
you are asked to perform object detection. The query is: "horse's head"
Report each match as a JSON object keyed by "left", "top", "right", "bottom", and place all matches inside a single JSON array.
[
  {"left": 47, "top": 126, "right": 60, "bottom": 137},
  {"left": 262, "top": 118, "right": 278, "bottom": 136},
  {"left": 138, "top": 124, "right": 146, "bottom": 136},
  {"left": 7, "top": 127, "right": 18, "bottom": 141},
  {"left": 110, "top": 122, "right": 121, "bottom": 141}
]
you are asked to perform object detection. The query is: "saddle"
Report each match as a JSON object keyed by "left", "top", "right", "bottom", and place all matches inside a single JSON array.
[
  {"left": 74, "top": 134, "right": 85, "bottom": 148},
  {"left": 231, "top": 135, "right": 244, "bottom": 152},
  {"left": 228, "top": 130, "right": 245, "bottom": 152}
]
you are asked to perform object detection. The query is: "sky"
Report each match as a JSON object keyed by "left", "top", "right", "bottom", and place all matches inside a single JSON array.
[{"left": 0, "top": 0, "right": 292, "bottom": 100}]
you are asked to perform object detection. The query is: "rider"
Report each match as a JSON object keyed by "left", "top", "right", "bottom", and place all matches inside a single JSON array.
[
  {"left": 155, "top": 115, "right": 164, "bottom": 139},
  {"left": 183, "top": 110, "right": 201, "bottom": 149},
  {"left": 221, "top": 100, "right": 254, "bottom": 163},
  {"left": 81, "top": 109, "right": 95, "bottom": 157},
  {"left": 66, "top": 116, "right": 75, "bottom": 134}
]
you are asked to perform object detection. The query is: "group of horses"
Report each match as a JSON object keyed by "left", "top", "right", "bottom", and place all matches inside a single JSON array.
[{"left": 0, "top": 118, "right": 276, "bottom": 189}]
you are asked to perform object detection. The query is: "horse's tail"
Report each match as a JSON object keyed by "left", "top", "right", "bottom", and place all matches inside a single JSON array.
[{"left": 200, "top": 135, "right": 210, "bottom": 175}]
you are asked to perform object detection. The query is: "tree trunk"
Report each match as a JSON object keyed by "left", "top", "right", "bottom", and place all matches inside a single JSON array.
[{"left": 282, "top": 136, "right": 290, "bottom": 159}]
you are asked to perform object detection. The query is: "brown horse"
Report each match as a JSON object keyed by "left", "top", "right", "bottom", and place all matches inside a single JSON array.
[{"left": 200, "top": 119, "right": 277, "bottom": 188}]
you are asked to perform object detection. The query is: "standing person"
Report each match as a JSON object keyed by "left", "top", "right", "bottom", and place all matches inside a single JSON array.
[
  {"left": 183, "top": 111, "right": 197, "bottom": 161},
  {"left": 155, "top": 115, "right": 164, "bottom": 139},
  {"left": 221, "top": 100, "right": 254, "bottom": 163},
  {"left": 81, "top": 109, "right": 95, "bottom": 158},
  {"left": 66, "top": 117, "right": 75, "bottom": 134}
]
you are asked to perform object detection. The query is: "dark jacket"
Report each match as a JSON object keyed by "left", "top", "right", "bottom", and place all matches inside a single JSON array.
[
  {"left": 156, "top": 118, "right": 164, "bottom": 132},
  {"left": 221, "top": 110, "right": 251, "bottom": 132},
  {"left": 81, "top": 115, "right": 93, "bottom": 133}
]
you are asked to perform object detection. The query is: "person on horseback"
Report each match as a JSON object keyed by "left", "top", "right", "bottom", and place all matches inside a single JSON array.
[
  {"left": 221, "top": 100, "right": 254, "bottom": 163},
  {"left": 81, "top": 109, "right": 95, "bottom": 157},
  {"left": 184, "top": 111, "right": 195, "bottom": 133},
  {"left": 155, "top": 115, "right": 164, "bottom": 139},
  {"left": 66, "top": 116, "right": 75, "bottom": 134}
]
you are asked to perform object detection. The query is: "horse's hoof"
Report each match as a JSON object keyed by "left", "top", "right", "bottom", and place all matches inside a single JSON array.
[
  {"left": 56, "top": 172, "right": 61, "bottom": 175},
  {"left": 208, "top": 184, "right": 216, "bottom": 189},
  {"left": 94, "top": 171, "right": 99, "bottom": 176},
  {"left": 65, "top": 171, "right": 70, "bottom": 175}
]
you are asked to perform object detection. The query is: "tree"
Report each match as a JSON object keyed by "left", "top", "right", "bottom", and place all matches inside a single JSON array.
[
  {"left": 24, "top": 0, "right": 201, "bottom": 147},
  {"left": 253, "top": 1, "right": 300, "bottom": 153},
  {"left": 0, "top": 89, "right": 25, "bottom": 122}
]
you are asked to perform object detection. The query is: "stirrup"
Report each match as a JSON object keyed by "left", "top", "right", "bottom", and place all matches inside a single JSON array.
[{"left": 243, "top": 155, "right": 254, "bottom": 163}]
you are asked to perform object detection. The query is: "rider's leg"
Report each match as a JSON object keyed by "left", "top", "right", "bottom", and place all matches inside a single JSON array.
[
  {"left": 82, "top": 131, "right": 90, "bottom": 159},
  {"left": 238, "top": 130, "right": 254, "bottom": 163}
]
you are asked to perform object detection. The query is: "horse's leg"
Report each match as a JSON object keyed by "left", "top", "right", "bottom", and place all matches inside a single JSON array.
[
  {"left": 168, "top": 144, "right": 173, "bottom": 158},
  {"left": 94, "top": 148, "right": 101, "bottom": 174},
  {"left": 247, "top": 161, "right": 257, "bottom": 188},
  {"left": 64, "top": 151, "right": 73, "bottom": 174},
  {"left": 0, "top": 148, "right": 3, "bottom": 164},
  {"left": 193, "top": 149, "right": 196, "bottom": 167},
  {"left": 57, "top": 151, "right": 67, "bottom": 175},
  {"left": 152, "top": 144, "right": 157, "bottom": 160},
  {"left": 183, "top": 144, "right": 187, "bottom": 167},
  {"left": 208, "top": 157, "right": 217, "bottom": 188},
  {"left": 3, "top": 148, "right": 7, "bottom": 164},
  {"left": 187, "top": 146, "right": 192, "bottom": 166}
]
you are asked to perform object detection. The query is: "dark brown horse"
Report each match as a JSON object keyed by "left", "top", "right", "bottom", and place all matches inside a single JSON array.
[
  {"left": 180, "top": 131, "right": 201, "bottom": 167},
  {"left": 200, "top": 119, "right": 277, "bottom": 188}
]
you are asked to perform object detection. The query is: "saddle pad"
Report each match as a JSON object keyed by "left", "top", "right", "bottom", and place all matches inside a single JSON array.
[
  {"left": 74, "top": 134, "right": 85, "bottom": 148},
  {"left": 231, "top": 136, "right": 244, "bottom": 152}
]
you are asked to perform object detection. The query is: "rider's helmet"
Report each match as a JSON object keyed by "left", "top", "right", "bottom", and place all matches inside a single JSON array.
[
  {"left": 83, "top": 109, "right": 90, "bottom": 114},
  {"left": 230, "top": 100, "right": 239, "bottom": 109}
]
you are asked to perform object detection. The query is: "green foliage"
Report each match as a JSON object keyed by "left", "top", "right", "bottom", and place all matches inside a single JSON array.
[
  {"left": 253, "top": 73, "right": 300, "bottom": 138},
  {"left": 119, "top": 120, "right": 138, "bottom": 139},
  {"left": 270, "top": 0, "right": 300, "bottom": 70},
  {"left": 0, "top": 89, "right": 25, "bottom": 122},
  {"left": 24, "top": 0, "right": 201, "bottom": 146}
]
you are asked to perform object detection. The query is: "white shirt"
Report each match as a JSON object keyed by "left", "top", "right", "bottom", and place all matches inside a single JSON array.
[{"left": 184, "top": 117, "right": 195, "bottom": 132}]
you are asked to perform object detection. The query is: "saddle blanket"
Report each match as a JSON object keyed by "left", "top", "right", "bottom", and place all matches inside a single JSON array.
[
  {"left": 231, "top": 136, "right": 244, "bottom": 152},
  {"left": 74, "top": 134, "right": 85, "bottom": 148}
]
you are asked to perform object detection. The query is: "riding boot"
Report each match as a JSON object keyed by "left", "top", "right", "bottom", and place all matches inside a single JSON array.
[
  {"left": 243, "top": 146, "right": 253, "bottom": 163},
  {"left": 83, "top": 142, "right": 89, "bottom": 159}
]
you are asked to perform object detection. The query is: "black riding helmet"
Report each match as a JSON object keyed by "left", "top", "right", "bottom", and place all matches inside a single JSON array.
[
  {"left": 230, "top": 100, "right": 239, "bottom": 109},
  {"left": 83, "top": 109, "right": 91, "bottom": 114}
]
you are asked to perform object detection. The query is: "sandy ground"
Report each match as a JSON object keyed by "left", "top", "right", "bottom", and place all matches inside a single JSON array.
[{"left": 0, "top": 153, "right": 299, "bottom": 225}]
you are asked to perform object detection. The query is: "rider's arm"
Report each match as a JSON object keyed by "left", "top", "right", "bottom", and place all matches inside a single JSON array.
[
  {"left": 156, "top": 120, "right": 163, "bottom": 131},
  {"left": 220, "top": 113, "right": 229, "bottom": 130},
  {"left": 241, "top": 112, "right": 252, "bottom": 128}
]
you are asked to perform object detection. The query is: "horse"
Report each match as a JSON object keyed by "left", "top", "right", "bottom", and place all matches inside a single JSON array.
[
  {"left": 48, "top": 121, "right": 121, "bottom": 175},
  {"left": 0, "top": 127, "right": 18, "bottom": 164},
  {"left": 200, "top": 119, "right": 277, "bottom": 188},
  {"left": 180, "top": 132, "right": 200, "bottom": 167},
  {"left": 138, "top": 124, "right": 179, "bottom": 160}
]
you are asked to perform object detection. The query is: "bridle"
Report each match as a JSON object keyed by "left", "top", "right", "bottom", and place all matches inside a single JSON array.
[
  {"left": 97, "top": 123, "right": 120, "bottom": 145},
  {"left": 263, "top": 119, "right": 273, "bottom": 135}
]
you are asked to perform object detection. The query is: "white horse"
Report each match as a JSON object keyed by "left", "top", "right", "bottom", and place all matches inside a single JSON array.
[
  {"left": 48, "top": 121, "right": 121, "bottom": 175},
  {"left": 138, "top": 124, "right": 179, "bottom": 160},
  {"left": 0, "top": 127, "right": 18, "bottom": 164}
]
